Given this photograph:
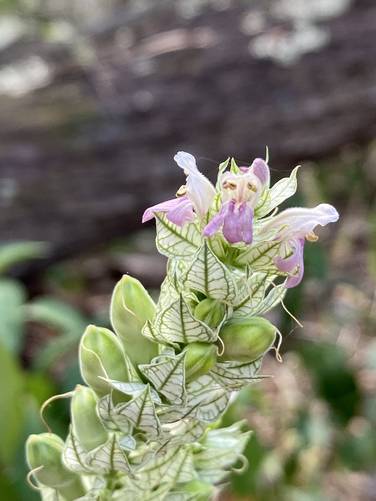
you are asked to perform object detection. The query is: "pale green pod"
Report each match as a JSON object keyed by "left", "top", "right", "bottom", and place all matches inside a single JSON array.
[
  {"left": 110, "top": 275, "right": 158, "bottom": 366},
  {"left": 79, "top": 325, "right": 129, "bottom": 396},
  {"left": 26, "top": 433, "right": 85, "bottom": 500},
  {"left": 219, "top": 317, "right": 276, "bottom": 362},
  {"left": 71, "top": 385, "right": 107, "bottom": 451},
  {"left": 194, "top": 298, "right": 226, "bottom": 328},
  {"left": 184, "top": 342, "right": 217, "bottom": 382}
]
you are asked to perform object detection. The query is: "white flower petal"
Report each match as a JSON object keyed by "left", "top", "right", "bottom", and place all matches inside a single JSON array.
[
  {"left": 262, "top": 203, "right": 339, "bottom": 240},
  {"left": 174, "top": 151, "right": 216, "bottom": 217},
  {"left": 174, "top": 151, "right": 199, "bottom": 175}
]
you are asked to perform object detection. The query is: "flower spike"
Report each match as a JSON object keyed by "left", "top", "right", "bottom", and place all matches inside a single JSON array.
[{"left": 27, "top": 149, "right": 339, "bottom": 500}]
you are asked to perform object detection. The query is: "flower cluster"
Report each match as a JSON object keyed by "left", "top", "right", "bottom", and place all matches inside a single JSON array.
[
  {"left": 26, "top": 152, "right": 338, "bottom": 501},
  {"left": 144, "top": 152, "right": 338, "bottom": 287}
]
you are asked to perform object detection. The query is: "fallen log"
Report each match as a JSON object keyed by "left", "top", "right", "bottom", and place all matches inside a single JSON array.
[{"left": 0, "top": 0, "right": 375, "bottom": 267}]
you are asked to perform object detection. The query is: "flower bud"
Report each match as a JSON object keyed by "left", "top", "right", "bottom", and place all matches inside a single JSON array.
[
  {"left": 194, "top": 298, "right": 226, "bottom": 328},
  {"left": 71, "top": 385, "right": 107, "bottom": 451},
  {"left": 184, "top": 342, "right": 217, "bottom": 382},
  {"left": 26, "top": 433, "right": 85, "bottom": 500},
  {"left": 79, "top": 325, "right": 129, "bottom": 396},
  {"left": 110, "top": 275, "right": 158, "bottom": 366},
  {"left": 219, "top": 317, "right": 276, "bottom": 362},
  {"left": 181, "top": 480, "right": 214, "bottom": 500}
]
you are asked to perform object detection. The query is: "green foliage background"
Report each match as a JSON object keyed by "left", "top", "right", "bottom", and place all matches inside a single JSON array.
[{"left": 0, "top": 146, "right": 375, "bottom": 500}]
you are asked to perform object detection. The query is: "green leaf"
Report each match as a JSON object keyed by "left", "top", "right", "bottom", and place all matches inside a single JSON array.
[
  {"left": 184, "top": 243, "right": 236, "bottom": 302},
  {"left": 0, "top": 241, "right": 47, "bottom": 274},
  {"left": 139, "top": 353, "right": 186, "bottom": 405},
  {"left": 0, "top": 278, "right": 25, "bottom": 354},
  {"left": 32, "top": 331, "right": 80, "bottom": 371},
  {"left": 0, "top": 341, "right": 25, "bottom": 463},
  {"left": 154, "top": 294, "right": 216, "bottom": 344},
  {"left": 155, "top": 214, "right": 202, "bottom": 259},
  {"left": 27, "top": 297, "right": 87, "bottom": 334}
]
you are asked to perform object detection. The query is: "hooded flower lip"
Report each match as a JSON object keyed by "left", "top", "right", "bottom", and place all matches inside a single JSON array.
[
  {"left": 261, "top": 203, "right": 339, "bottom": 288},
  {"left": 204, "top": 158, "right": 270, "bottom": 244},
  {"left": 174, "top": 151, "right": 216, "bottom": 217},
  {"left": 262, "top": 203, "right": 339, "bottom": 241},
  {"left": 142, "top": 152, "right": 215, "bottom": 227}
]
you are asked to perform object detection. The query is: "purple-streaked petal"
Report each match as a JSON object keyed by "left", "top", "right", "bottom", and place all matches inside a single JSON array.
[
  {"left": 174, "top": 151, "right": 216, "bottom": 217},
  {"left": 275, "top": 238, "right": 305, "bottom": 288},
  {"left": 238, "top": 204, "right": 253, "bottom": 244},
  {"left": 204, "top": 201, "right": 254, "bottom": 244},
  {"left": 166, "top": 197, "right": 195, "bottom": 226},
  {"left": 250, "top": 158, "right": 270, "bottom": 187},
  {"left": 275, "top": 238, "right": 304, "bottom": 272},
  {"left": 203, "top": 202, "right": 230, "bottom": 237},
  {"left": 222, "top": 202, "right": 254, "bottom": 244},
  {"left": 285, "top": 256, "right": 304, "bottom": 288},
  {"left": 142, "top": 197, "right": 187, "bottom": 223},
  {"left": 222, "top": 202, "right": 242, "bottom": 243}
]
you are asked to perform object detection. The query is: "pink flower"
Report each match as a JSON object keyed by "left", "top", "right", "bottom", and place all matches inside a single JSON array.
[
  {"left": 142, "top": 152, "right": 215, "bottom": 227},
  {"left": 262, "top": 204, "right": 339, "bottom": 288},
  {"left": 142, "top": 195, "right": 195, "bottom": 226},
  {"left": 204, "top": 158, "right": 270, "bottom": 244}
]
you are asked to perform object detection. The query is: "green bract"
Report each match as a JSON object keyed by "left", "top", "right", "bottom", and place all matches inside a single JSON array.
[{"left": 26, "top": 151, "right": 336, "bottom": 500}]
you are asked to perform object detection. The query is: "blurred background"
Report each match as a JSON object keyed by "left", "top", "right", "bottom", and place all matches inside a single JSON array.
[{"left": 0, "top": 0, "right": 375, "bottom": 499}]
